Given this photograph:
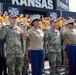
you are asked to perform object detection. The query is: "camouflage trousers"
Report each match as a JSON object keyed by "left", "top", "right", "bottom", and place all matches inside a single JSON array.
[
  {"left": 22, "top": 53, "right": 29, "bottom": 75},
  {"left": 48, "top": 52, "right": 61, "bottom": 75},
  {"left": 6, "top": 54, "right": 23, "bottom": 75},
  {"left": 63, "top": 48, "right": 69, "bottom": 74}
]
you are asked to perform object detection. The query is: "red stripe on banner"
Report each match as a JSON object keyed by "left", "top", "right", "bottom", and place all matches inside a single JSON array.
[{"left": 66, "top": 45, "right": 70, "bottom": 75}]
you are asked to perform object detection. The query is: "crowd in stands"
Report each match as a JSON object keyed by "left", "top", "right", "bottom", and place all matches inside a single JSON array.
[{"left": 1, "top": 11, "right": 76, "bottom": 31}]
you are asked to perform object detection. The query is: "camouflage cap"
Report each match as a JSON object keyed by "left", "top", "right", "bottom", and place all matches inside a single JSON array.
[
  {"left": 9, "top": 13, "right": 17, "bottom": 19},
  {"left": 50, "top": 19, "right": 58, "bottom": 23},
  {"left": 17, "top": 21, "right": 25, "bottom": 26}
]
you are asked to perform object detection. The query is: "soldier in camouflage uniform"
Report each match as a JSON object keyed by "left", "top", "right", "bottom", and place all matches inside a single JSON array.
[
  {"left": 17, "top": 21, "right": 29, "bottom": 75},
  {"left": 0, "top": 13, "right": 24, "bottom": 75},
  {"left": 44, "top": 19, "right": 61, "bottom": 75}
]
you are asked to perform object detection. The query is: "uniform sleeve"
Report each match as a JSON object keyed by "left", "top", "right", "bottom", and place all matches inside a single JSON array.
[
  {"left": 26, "top": 37, "right": 30, "bottom": 49},
  {"left": 43, "top": 29, "right": 49, "bottom": 42},
  {"left": 61, "top": 29, "right": 68, "bottom": 42},
  {"left": 0, "top": 26, "right": 7, "bottom": 39},
  {"left": 25, "top": 29, "right": 31, "bottom": 51},
  {"left": 20, "top": 31, "right": 24, "bottom": 52},
  {"left": 26, "top": 29, "right": 31, "bottom": 38}
]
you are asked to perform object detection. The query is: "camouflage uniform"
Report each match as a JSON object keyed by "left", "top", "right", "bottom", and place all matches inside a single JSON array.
[
  {"left": 63, "top": 47, "right": 68, "bottom": 74},
  {"left": 22, "top": 37, "right": 29, "bottom": 75},
  {"left": 0, "top": 25, "right": 24, "bottom": 75},
  {"left": 61, "top": 39, "right": 68, "bottom": 74},
  {"left": 17, "top": 21, "right": 29, "bottom": 75},
  {"left": 44, "top": 29, "right": 61, "bottom": 75}
]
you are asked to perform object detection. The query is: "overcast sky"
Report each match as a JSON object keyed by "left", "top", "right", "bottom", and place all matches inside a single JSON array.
[{"left": 69, "top": 0, "right": 76, "bottom": 12}]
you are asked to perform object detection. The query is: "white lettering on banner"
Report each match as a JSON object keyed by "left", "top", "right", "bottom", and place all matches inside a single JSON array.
[
  {"left": 42, "top": 0, "right": 47, "bottom": 8},
  {"left": 12, "top": 0, "right": 19, "bottom": 5},
  {"left": 48, "top": 0, "right": 53, "bottom": 9},
  {"left": 12, "top": 0, "right": 53, "bottom": 9},
  {"left": 20, "top": 0, "right": 27, "bottom": 6},
  {"left": 28, "top": 0, "right": 35, "bottom": 7},
  {"left": 57, "top": 0, "right": 69, "bottom": 10},
  {"left": 35, "top": 0, "right": 41, "bottom": 8}
]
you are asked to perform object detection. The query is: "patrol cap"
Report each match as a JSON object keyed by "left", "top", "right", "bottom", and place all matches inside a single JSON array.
[
  {"left": 50, "top": 19, "right": 58, "bottom": 23},
  {"left": 31, "top": 15, "right": 40, "bottom": 22},
  {"left": 9, "top": 13, "right": 17, "bottom": 19},
  {"left": 17, "top": 21, "right": 25, "bottom": 26},
  {"left": 67, "top": 19, "right": 74, "bottom": 25}
]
